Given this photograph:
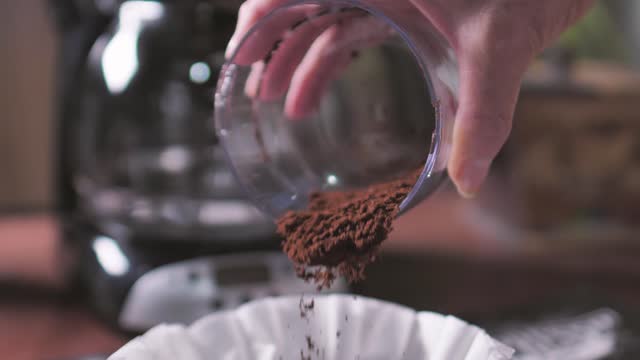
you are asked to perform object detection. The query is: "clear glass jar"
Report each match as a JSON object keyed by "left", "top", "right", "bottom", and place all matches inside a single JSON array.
[{"left": 215, "top": 0, "right": 459, "bottom": 218}]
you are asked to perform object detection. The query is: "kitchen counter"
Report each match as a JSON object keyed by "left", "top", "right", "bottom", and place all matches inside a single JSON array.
[
  {"left": 2, "top": 185, "right": 640, "bottom": 359},
  {"left": 0, "top": 284, "right": 126, "bottom": 360},
  {"left": 0, "top": 216, "right": 126, "bottom": 360}
]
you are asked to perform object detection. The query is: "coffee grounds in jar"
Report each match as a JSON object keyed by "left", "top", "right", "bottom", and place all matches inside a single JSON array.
[{"left": 277, "top": 169, "right": 421, "bottom": 289}]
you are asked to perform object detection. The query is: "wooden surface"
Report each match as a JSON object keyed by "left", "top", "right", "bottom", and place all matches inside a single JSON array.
[
  {"left": 0, "top": 216, "right": 126, "bottom": 360},
  {"left": 0, "top": 289, "right": 126, "bottom": 360}
]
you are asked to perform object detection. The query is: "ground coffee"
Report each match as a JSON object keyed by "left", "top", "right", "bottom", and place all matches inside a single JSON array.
[
  {"left": 299, "top": 297, "right": 315, "bottom": 319},
  {"left": 277, "top": 169, "right": 421, "bottom": 289}
]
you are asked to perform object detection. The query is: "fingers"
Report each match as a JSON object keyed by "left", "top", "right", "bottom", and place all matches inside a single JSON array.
[
  {"left": 408, "top": 0, "right": 476, "bottom": 44},
  {"left": 284, "top": 24, "right": 353, "bottom": 119},
  {"left": 229, "top": 0, "right": 394, "bottom": 120},
  {"left": 227, "top": 0, "right": 312, "bottom": 63},
  {"left": 252, "top": 14, "right": 337, "bottom": 101},
  {"left": 244, "top": 61, "right": 265, "bottom": 98},
  {"left": 411, "top": 0, "right": 596, "bottom": 198},
  {"left": 284, "top": 17, "right": 393, "bottom": 119}
]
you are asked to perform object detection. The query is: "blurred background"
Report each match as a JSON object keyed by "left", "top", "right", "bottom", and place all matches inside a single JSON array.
[
  {"left": 2, "top": 0, "right": 640, "bottom": 359},
  {"left": 0, "top": 0, "right": 55, "bottom": 212}
]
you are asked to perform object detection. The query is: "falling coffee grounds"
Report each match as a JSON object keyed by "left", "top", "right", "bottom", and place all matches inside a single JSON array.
[
  {"left": 299, "top": 297, "right": 315, "bottom": 319},
  {"left": 277, "top": 169, "right": 421, "bottom": 289}
]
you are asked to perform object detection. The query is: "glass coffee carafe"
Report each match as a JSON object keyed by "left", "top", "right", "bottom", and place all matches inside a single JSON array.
[{"left": 72, "top": 0, "right": 275, "bottom": 243}]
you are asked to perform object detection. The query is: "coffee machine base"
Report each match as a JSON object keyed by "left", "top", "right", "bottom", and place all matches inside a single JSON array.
[{"left": 66, "top": 222, "right": 347, "bottom": 333}]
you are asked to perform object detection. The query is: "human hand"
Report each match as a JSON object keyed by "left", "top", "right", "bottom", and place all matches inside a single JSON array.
[{"left": 225, "top": 0, "right": 595, "bottom": 197}]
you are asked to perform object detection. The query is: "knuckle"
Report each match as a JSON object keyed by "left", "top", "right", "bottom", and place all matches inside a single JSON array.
[
  {"left": 239, "top": 0, "right": 267, "bottom": 19},
  {"left": 464, "top": 3, "right": 544, "bottom": 57},
  {"left": 238, "top": 1, "right": 253, "bottom": 16}
]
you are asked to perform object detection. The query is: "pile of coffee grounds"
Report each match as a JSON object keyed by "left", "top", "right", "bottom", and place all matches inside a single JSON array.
[{"left": 277, "top": 169, "right": 421, "bottom": 289}]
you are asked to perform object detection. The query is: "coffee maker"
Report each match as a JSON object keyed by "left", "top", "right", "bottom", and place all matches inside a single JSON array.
[{"left": 51, "top": 0, "right": 341, "bottom": 333}]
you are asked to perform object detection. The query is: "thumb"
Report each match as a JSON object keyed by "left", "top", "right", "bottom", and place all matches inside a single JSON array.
[{"left": 448, "top": 33, "right": 531, "bottom": 198}]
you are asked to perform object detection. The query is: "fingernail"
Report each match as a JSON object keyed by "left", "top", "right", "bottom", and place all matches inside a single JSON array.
[{"left": 456, "top": 160, "right": 489, "bottom": 198}]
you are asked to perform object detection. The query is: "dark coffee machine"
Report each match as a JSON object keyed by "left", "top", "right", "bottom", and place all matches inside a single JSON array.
[{"left": 50, "top": 0, "right": 339, "bottom": 333}]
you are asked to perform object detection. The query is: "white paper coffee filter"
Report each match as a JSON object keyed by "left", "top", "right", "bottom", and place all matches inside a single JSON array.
[{"left": 109, "top": 294, "right": 514, "bottom": 360}]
